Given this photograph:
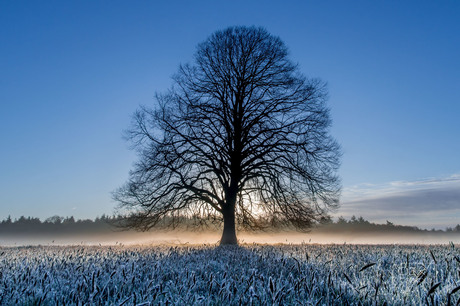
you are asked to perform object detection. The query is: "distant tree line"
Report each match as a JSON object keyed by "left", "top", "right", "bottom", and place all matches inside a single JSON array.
[
  {"left": 0, "top": 214, "right": 221, "bottom": 235},
  {"left": 317, "top": 215, "right": 460, "bottom": 234},
  {"left": 0, "top": 215, "right": 117, "bottom": 235},
  {"left": 1, "top": 215, "right": 459, "bottom": 235}
]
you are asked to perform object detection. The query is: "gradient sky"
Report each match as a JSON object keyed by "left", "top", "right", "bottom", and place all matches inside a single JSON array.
[{"left": 1, "top": 1, "right": 459, "bottom": 229}]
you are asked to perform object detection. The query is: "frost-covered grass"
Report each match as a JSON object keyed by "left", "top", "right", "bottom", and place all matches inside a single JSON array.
[{"left": 1, "top": 243, "right": 459, "bottom": 305}]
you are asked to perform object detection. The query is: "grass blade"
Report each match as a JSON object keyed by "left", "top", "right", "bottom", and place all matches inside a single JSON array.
[
  {"left": 359, "top": 263, "right": 376, "bottom": 272},
  {"left": 427, "top": 282, "right": 441, "bottom": 296},
  {"left": 343, "top": 273, "right": 353, "bottom": 285}
]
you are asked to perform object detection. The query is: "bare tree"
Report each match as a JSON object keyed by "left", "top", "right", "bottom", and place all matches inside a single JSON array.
[{"left": 114, "top": 26, "right": 341, "bottom": 245}]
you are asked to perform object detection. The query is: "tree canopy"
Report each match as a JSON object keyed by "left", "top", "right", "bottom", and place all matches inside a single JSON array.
[{"left": 114, "top": 26, "right": 341, "bottom": 244}]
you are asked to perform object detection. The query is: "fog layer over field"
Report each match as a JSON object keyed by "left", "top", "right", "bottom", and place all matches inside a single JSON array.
[{"left": 2, "top": 230, "right": 460, "bottom": 246}]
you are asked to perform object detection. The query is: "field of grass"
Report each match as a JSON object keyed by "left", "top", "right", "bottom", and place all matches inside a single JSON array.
[{"left": 1, "top": 243, "right": 459, "bottom": 305}]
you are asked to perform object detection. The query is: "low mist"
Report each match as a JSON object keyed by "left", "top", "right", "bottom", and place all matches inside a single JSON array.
[{"left": 2, "top": 230, "right": 460, "bottom": 247}]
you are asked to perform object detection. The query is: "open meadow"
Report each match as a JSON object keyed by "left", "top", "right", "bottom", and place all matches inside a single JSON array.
[
  {"left": 1, "top": 243, "right": 460, "bottom": 305},
  {"left": 2, "top": 2, "right": 460, "bottom": 305}
]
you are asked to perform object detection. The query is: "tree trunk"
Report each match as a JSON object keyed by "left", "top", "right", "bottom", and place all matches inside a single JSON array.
[
  {"left": 220, "top": 206, "right": 237, "bottom": 245},
  {"left": 220, "top": 187, "right": 238, "bottom": 245}
]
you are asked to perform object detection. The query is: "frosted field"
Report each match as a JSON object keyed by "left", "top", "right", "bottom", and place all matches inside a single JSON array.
[{"left": 1, "top": 244, "right": 459, "bottom": 305}]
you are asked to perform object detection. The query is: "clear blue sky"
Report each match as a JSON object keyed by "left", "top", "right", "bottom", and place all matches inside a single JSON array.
[{"left": 1, "top": 1, "right": 459, "bottom": 229}]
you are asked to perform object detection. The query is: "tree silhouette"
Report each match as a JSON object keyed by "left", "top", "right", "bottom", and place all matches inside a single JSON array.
[{"left": 114, "top": 26, "right": 341, "bottom": 244}]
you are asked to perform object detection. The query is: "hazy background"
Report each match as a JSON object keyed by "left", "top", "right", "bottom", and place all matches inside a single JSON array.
[
  {"left": 1, "top": 1, "right": 459, "bottom": 230},
  {"left": 2, "top": 231, "right": 460, "bottom": 247}
]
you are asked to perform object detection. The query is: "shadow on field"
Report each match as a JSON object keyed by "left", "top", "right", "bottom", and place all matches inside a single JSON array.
[{"left": 145, "top": 244, "right": 362, "bottom": 305}]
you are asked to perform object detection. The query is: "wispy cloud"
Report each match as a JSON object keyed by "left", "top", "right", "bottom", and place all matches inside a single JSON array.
[{"left": 336, "top": 174, "right": 460, "bottom": 229}]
